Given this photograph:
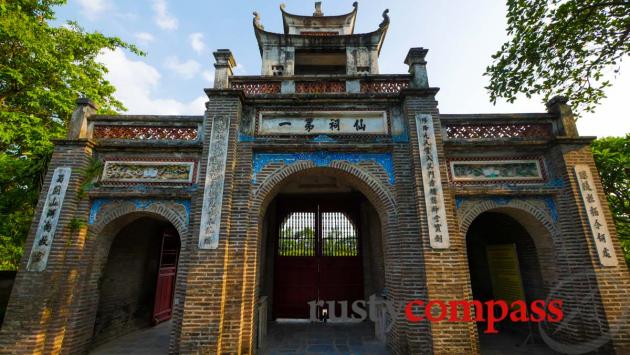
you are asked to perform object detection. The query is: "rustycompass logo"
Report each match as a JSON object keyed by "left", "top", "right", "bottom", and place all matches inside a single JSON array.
[
  {"left": 308, "top": 295, "right": 564, "bottom": 334},
  {"left": 404, "top": 299, "right": 563, "bottom": 334}
]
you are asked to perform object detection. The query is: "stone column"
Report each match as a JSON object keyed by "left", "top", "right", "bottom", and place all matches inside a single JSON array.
[
  {"left": 405, "top": 47, "right": 429, "bottom": 89},
  {"left": 67, "top": 98, "right": 97, "bottom": 139},
  {"left": 213, "top": 49, "right": 236, "bottom": 89}
]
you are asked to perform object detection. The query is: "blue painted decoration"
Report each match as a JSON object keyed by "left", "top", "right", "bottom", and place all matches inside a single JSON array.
[
  {"left": 312, "top": 135, "right": 336, "bottom": 143},
  {"left": 89, "top": 198, "right": 191, "bottom": 225},
  {"left": 455, "top": 195, "right": 558, "bottom": 224},
  {"left": 252, "top": 151, "right": 395, "bottom": 184}
]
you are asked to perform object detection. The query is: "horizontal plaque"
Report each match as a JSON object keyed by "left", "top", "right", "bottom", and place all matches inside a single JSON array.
[
  {"left": 257, "top": 111, "right": 387, "bottom": 135},
  {"left": 102, "top": 161, "right": 195, "bottom": 183},
  {"left": 450, "top": 160, "right": 543, "bottom": 182}
]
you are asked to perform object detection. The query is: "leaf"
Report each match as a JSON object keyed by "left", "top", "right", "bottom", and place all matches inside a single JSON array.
[{"left": 0, "top": 0, "right": 139, "bottom": 270}]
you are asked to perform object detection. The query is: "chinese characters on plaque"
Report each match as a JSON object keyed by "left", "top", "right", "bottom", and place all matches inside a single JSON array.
[
  {"left": 416, "top": 114, "right": 450, "bottom": 249},
  {"left": 27, "top": 167, "right": 72, "bottom": 271},
  {"left": 199, "top": 115, "right": 231, "bottom": 249},
  {"left": 574, "top": 165, "right": 618, "bottom": 266},
  {"left": 258, "top": 111, "right": 387, "bottom": 135}
]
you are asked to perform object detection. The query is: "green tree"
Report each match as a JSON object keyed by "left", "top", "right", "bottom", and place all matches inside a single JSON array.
[
  {"left": 0, "top": 0, "right": 140, "bottom": 270},
  {"left": 592, "top": 135, "right": 630, "bottom": 266},
  {"left": 486, "top": 0, "right": 630, "bottom": 115}
]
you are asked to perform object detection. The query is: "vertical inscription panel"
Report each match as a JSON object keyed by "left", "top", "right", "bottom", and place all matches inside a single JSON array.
[
  {"left": 198, "top": 116, "right": 231, "bottom": 249},
  {"left": 574, "top": 165, "right": 618, "bottom": 266},
  {"left": 27, "top": 167, "right": 72, "bottom": 271},
  {"left": 416, "top": 114, "right": 450, "bottom": 249}
]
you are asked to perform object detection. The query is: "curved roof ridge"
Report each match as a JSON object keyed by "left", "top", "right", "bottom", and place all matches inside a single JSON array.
[{"left": 280, "top": 2, "right": 358, "bottom": 34}]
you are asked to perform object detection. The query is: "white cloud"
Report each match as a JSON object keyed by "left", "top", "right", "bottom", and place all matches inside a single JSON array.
[
  {"left": 97, "top": 49, "right": 205, "bottom": 115},
  {"left": 134, "top": 32, "right": 155, "bottom": 45},
  {"left": 75, "top": 0, "right": 112, "bottom": 19},
  {"left": 152, "top": 0, "right": 178, "bottom": 30},
  {"left": 233, "top": 63, "right": 246, "bottom": 75},
  {"left": 189, "top": 33, "right": 206, "bottom": 54},
  {"left": 164, "top": 56, "right": 202, "bottom": 79},
  {"left": 202, "top": 70, "right": 215, "bottom": 84}
]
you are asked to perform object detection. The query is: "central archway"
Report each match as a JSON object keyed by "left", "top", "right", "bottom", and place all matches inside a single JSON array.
[{"left": 252, "top": 165, "right": 396, "bottom": 353}]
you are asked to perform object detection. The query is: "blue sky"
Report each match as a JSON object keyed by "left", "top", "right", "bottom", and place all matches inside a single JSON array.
[{"left": 55, "top": 0, "right": 629, "bottom": 137}]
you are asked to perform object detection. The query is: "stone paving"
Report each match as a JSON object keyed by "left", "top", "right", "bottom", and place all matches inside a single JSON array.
[
  {"left": 89, "top": 321, "right": 171, "bottom": 355},
  {"left": 262, "top": 321, "right": 389, "bottom": 354},
  {"left": 87, "top": 319, "right": 559, "bottom": 354},
  {"left": 478, "top": 331, "right": 560, "bottom": 355}
]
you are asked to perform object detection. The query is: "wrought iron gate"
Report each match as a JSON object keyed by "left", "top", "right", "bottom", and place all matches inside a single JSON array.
[{"left": 273, "top": 195, "right": 364, "bottom": 319}]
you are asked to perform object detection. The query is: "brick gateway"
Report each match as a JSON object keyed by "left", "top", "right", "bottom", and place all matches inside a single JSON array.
[{"left": 1, "top": 2, "right": 630, "bottom": 354}]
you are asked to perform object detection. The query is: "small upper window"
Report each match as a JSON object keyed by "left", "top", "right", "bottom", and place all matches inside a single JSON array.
[{"left": 295, "top": 49, "right": 346, "bottom": 75}]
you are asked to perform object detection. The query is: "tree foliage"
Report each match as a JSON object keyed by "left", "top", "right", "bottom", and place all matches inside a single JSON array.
[
  {"left": 0, "top": 0, "right": 140, "bottom": 270},
  {"left": 591, "top": 134, "right": 630, "bottom": 266},
  {"left": 486, "top": 0, "right": 630, "bottom": 115}
]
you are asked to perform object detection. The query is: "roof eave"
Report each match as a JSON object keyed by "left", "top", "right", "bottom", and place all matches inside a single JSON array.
[{"left": 279, "top": 2, "right": 358, "bottom": 34}]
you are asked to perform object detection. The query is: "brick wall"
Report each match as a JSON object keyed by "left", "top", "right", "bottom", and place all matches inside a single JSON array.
[
  {"left": 177, "top": 91, "right": 243, "bottom": 353},
  {"left": 550, "top": 142, "right": 630, "bottom": 352},
  {"left": 404, "top": 93, "right": 478, "bottom": 354}
]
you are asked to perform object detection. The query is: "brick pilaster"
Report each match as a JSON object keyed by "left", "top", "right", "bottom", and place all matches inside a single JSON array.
[
  {"left": 0, "top": 140, "right": 95, "bottom": 355},
  {"left": 403, "top": 90, "right": 479, "bottom": 354},
  {"left": 178, "top": 90, "right": 243, "bottom": 353}
]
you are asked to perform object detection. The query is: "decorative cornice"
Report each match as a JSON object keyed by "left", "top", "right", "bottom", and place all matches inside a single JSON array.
[
  {"left": 204, "top": 88, "right": 246, "bottom": 102},
  {"left": 399, "top": 87, "right": 441, "bottom": 97},
  {"left": 52, "top": 138, "right": 97, "bottom": 148}
]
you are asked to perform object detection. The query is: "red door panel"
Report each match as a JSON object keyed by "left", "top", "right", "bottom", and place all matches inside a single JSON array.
[
  {"left": 153, "top": 229, "right": 179, "bottom": 324},
  {"left": 274, "top": 256, "right": 317, "bottom": 318},
  {"left": 153, "top": 266, "right": 176, "bottom": 322},
  {"left": 319, "top": 256, "right": 363, "bottom": 314},
  {"left": 273, "top": 197, "right": 364, "bottom": 320}
]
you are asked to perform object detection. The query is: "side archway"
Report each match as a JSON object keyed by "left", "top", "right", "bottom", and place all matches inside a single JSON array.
[
  {"left": 457, "top": 197, "right": 559, "bottom": 285},
  {"left": 459, "top": 197, "right": 560, "bottom": 352},
  {"left": 70, "top": 199, "right": 190, "bottom": 353}
]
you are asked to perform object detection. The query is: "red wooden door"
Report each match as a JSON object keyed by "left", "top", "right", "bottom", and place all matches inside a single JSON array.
[
  {"left": 153, "top": 228, "right": 179, "bottom": 324},
  {"left": 273, "top": 196, "right": 363, "bottom": 319}
]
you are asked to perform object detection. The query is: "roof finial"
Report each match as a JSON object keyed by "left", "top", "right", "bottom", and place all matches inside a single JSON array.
[
  {"left": 313, "top": 2, "right": 323, "bottom": 16},
  {"left": 379, "top": 9, "right": 390, "bottom": 29},
  {"left": 253, "top": 11, "right": 264, "bottom": 30}
]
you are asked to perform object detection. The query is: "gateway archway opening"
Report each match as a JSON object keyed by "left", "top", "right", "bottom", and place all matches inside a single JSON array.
[
  {"left": 258, "top": 171, "right": 388, "bottom": 352},
  {"left": 89, "top": 216, "right": 180, "bottom": 352},
  {"left": 466, "top": 211, "right": 556, "bottom": 354},
  {"left": 274, "top": 194, "right": 364, "bottom": 319}
]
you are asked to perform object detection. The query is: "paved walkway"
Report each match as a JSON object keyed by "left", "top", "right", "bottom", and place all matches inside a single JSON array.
[
  {"left": 262, "top": 321, "right": 389, "bottom": 354},
  {"left": 87, "top": 319, "right": 558, "bottom": 354},
  {"left": 89, "top": 321, "right": 171, "bottom": 355},
  {"left": 478, "top": 331, "right": 560, "bottom": 355}
]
